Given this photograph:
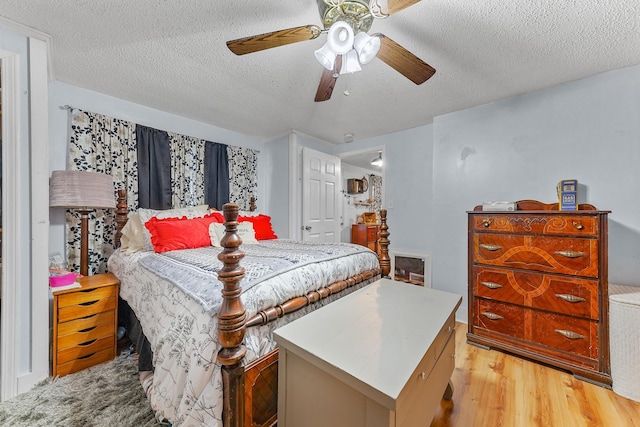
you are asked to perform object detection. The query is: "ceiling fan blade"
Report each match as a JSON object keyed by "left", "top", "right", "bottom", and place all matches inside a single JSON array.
[
  {"left": 227, "top": 25, "right": 322, "bottom": 55},
  {"left": 374, "top": 34, "right": 435, "bottom": 85},
  {"left": 383, "top": 0, "right": 422, "bottom": 15},
  {"left": 314, "top": 56, "right": 343, "bottom": 102}
]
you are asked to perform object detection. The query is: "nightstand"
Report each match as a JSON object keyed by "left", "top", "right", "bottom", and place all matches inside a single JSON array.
[{"left": 52, "top": 272, "right": 120, "bottom": 377}]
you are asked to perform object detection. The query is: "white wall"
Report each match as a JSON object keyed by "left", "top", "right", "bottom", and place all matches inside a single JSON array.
[
  {"left": 48, "top": 81, "right": 266, "bottom": 258},
  {"left": 431, "top": 63, "right": 640, "bottom": 322}
]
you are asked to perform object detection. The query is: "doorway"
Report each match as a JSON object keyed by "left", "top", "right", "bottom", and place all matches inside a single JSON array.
[{"left": 340, "top": 147, "right": 385, "bottom": 244}]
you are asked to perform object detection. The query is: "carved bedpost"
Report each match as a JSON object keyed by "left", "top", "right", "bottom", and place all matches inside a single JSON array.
[
  {"left": 114, "top": 189, "right": 128, "bottom": 248},
  {"left": 378, "top": 209, "right": 391, "bottom": 277},
  {"left": 217, "top": 203, "right": 247, "bottom": 427},
  {"left": 249, "top": 196, "right": 256, "bottom": 212}
]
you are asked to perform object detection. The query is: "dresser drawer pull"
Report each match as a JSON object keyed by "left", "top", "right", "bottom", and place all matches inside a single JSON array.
[
  {"left": 554, "top": 250, "right": 585, "bottom": 258},
  {"left": 555, "top": 293, "right": 586, "bottom": 303},
  {"left": 79, "top": 300, "right": 99, "bottom": 307},
  {"left": 481, "top": 219, "right": 492, "bottom": 228},
  {"left": 554, "top": 329, "right": 585, "bottom": 340},
  {"left": 573, "top": 221, "right": 584, "bottom": 230},
  {"left": 481, "top": 312, "right": 504, "bottom": 320},
  {"left": 78, "top": 326, "right": 97, "bottom": 333},
  {"left": 79, "top": 339, "right": 98, "bottom": 347},
  {"left": 480, "top": 281, "right": 503, "bottom": 289},
  {"left": 77, "top": 352, "right": 97, "bottom": 360},
  {"left": 479, "top": 244, "right": 502, "bottom": 251}
]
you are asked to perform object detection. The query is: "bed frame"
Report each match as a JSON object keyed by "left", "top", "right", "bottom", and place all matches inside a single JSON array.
[{"left": 113, "top": 189, "right": 391, "bottom": 427}]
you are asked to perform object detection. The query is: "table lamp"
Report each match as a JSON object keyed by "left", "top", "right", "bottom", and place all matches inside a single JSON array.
[{"left": 49, "top": 170, "right": 116, "bottom": 276}]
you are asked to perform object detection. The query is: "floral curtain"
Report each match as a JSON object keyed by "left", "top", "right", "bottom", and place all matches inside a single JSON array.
[
  {"left": 168, "top": 131, "right": 206, "bottom": 208},
  {"left": 68, "top": 108, "right": 138, "bottom": 274},
  {"left": 370, "top": 174, "right": 383, "bottom": 219},
  {"left": 227, "top": 146, "right": 259, "bottom": 211}
]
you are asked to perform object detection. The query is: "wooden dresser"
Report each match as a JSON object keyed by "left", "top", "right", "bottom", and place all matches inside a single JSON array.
[
  {"left": 275, "top": 279, "right": 461, "bottom": 427},
  {"left": 351, "top": 223, "right": 379, "bottom": 253},
  {"left": 467, "top": 200, "right": 611, "bottom": 387},
  {"left": 52, "top": 272, "right": 120, "bottom": 377}
]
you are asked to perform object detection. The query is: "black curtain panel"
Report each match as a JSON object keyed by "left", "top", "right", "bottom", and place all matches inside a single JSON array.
[
  {"left": 204, "top": 141, "right": 230, "bottom": 209},
  {"left": 136, "top": 125, "right": 172, "bottom": 209}
]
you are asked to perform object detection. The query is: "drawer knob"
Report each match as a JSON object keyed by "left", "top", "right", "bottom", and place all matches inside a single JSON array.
[
  {"left": 481, "top": 311, "right": 504, "bottom": 320},
  {"left": 555, "top": 293, "right": 586, "bottom": 303},
  {"left": 420, "top": 372, "right": 426, "bottom": 380},
  {"left": 555, "top": 250, "right": 585, "bottom": 258},
  {"left": 480, "top": 281, "right": 503, "bottom": 290},
  {"left": 573, "top": 221, "right": 584, "bottom": 230},
  {"left": 554, "top": 329, "right": 585, "bottom": 340},
  {"left": 482, "top": 219, "right": 492, "bottom": 228},
  {"left": 479, "top": 244, "right": 502, "bottom": 251}
]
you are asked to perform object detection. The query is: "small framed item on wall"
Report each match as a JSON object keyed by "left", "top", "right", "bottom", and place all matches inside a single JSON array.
[{"left": 391, "top": 251, "right": 431, "bottom": 288}]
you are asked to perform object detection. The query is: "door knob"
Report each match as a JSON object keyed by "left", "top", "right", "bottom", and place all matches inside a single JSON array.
[{"left": 304, "top": 226, "right": 312, "bottom": 231}]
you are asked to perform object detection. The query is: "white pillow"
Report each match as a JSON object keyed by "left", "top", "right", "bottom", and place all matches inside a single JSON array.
[
  {"left": 209, "top": 222, "right": 258, "bottom": 247},
  {"left": 139, "top": 205, "right": 210, "bottom": 251},
  {"left": 119, "top": 213, "right": 144, "bottom": 253}
]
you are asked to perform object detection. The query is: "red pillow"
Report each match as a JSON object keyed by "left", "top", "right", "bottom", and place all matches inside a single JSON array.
[
  {"left": 145, "top": 212, "right": 224, "bottom": 253},
  {"left": 238, "top": 214, "right": 278, "bottom": 240}
]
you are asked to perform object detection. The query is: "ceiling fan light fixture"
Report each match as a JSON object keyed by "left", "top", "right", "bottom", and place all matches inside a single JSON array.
[
  {"left": 340, "top": 49, "right": 362, "bottom": 74},
  {"left": 327, "top": 21, "right": 355, "bottom": 55},
  {"left": 371, "top": 152, "right": 383, "bottom": 167},
  {"left": 354, "top": 32, "right": 380, "bottom": 64},
  {"left": 314, "top": 43, "right": 337, "bottom": 70}
]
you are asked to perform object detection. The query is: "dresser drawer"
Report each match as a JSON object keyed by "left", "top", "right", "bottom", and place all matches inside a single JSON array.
[
  {"left": 474, "top": 233, "right": 598, "bottom": 277},
  {"left": 473, "top": 267, "right": 599, "bottom": 319},
  {"left": 57, "top": 322, "right": 116, "bottom": 351},
  {"left": 472, "top": 214, "right": 598, "bottom": 237},
  {"left": 57, "top": 335, "right": 115, "bottom": 365},
  {"left": 57, "top": 296, "right": 118, "bottom": 323},
  {"left": 474, "top": 298, "right": 525, "bottom": 340},
  {"left": 530, "top": 310, "right": 598, "bottom": 359},
  {"left": 58, "top": 285, "right": 118, "bottom": 307},
  {"left": 55, "top": 348, "right": 115, "bottom": 377},
  {"left": 57, "top": 310, "right": 116, "bottom": 337}
]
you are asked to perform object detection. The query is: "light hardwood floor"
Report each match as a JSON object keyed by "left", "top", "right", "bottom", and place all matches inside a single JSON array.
[{"left": 430, "top": 323, "right": 640, "bottom": 427}]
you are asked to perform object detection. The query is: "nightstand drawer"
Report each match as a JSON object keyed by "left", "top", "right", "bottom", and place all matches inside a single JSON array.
[
  {"left": 57, "top": 296, "right": 117, "bottom": 323},
  {"left": 55, "top": 348, "right": 115, "bottom": 377},
  {"left": 57, "top": 310, "right": 115, "bottom": 337},
  {"left": 57, "top": 335, "right": 115, "bottom": 365},
  {"left": 57, "top": 322, "right": 116, "bottom": 351},
  {"left": 57, "top": 285, "right": 118, "bottom": 307}
]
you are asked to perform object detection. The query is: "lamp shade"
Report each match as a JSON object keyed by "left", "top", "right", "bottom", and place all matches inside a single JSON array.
[
  {"left": 354, "top": 32, "right": 381, "bottom": 64},
  {"left": 314, "top": 43, "right": 337, "bottom": 70},
  {"left": 49, "top": 170, "right": 116, "bottom": 209},
  {"left": 340, "top": 49, "right": 362, "bottom": 74},
  {"left": 371, "top": 152, "right": 383, "bottom": 167},
  {"left": 327, "top": 21, "right": 355, "bottom": 55}
]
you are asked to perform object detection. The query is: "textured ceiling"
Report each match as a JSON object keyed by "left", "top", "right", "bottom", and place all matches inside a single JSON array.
[{"left": 1, "top": 1, "right": 639, "bottom": 144}]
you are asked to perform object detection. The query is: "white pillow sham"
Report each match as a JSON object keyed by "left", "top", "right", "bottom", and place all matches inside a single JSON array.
[{"left": 209, "top": 222, "right": 258, "bottom": 247}]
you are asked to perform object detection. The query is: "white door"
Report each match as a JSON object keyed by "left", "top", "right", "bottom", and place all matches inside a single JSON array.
[{"left": 302, "top": 147, "right": 341, "bottom": 242}]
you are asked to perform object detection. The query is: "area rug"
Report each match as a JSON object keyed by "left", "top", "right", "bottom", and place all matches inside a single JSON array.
[{"left": 0, "top": 352, "right": 167, "bottom": 427}]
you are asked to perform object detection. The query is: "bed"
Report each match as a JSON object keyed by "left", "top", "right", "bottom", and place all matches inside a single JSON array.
[{"left": 108, "top": 190, "right": 391, "bottom": 427}]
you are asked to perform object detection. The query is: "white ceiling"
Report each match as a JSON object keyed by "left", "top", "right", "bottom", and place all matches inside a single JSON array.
[{"left": 1, "top": 1, "right": 639, "bottom": 144}]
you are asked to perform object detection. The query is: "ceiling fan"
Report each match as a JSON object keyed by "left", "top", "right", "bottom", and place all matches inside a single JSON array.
[{"left": 226, "top": 0, "right": 436, "bottom": 102}]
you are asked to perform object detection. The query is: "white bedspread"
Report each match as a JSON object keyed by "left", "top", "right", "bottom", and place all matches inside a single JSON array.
[{"left": 108, "top": 240, "right": 380, "bottom": 426}]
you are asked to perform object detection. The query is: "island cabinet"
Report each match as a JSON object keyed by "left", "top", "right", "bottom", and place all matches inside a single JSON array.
[
  {"left": 274, "top": 278, "right": 462, "bottom": 427},
  {"left": 467, "top": 200, "right": 611, "bottom": 387}
]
